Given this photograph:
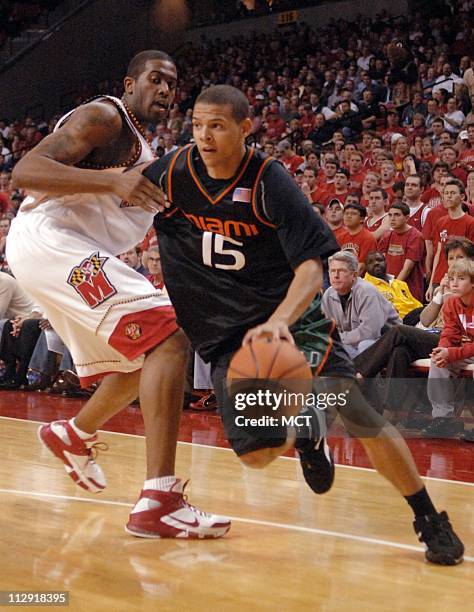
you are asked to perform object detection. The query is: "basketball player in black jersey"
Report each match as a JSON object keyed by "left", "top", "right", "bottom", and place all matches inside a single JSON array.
[{"left": 145, "top": 85, "right": 464, "bottom": 565}]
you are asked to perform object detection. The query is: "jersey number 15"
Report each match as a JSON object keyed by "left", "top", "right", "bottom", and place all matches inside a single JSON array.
[{"left": 202, "top": 231, "right": 245, "bottom": 271}]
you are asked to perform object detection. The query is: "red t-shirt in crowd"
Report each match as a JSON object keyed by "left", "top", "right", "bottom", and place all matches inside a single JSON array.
[
  {"left": 146, "top": 274, "right": 164, "bottom": 291},
  {"left": 459, "top": 148, "right": 474, "bottom": 170},
  {"left": 349, "top": 170, "right": 366, "bottom": 191},
  {"left": 336, "top": 226, "right": 378, "bottom": 264},
  {"left": 381, "top": 127, "right": 406, "bottom": 148},
  {"left": 451, "top": 166, "right": 468, "bottom": 185},
  {"left": 265, "top": 116, "right": 287, "bottom": 140},
  {"left": 0, "top": 192, "right": 11, "bottom": 213},
  {"left": 365, "top": 212, "right": 389, "bottom": 232},
  {"left": 432, "top": 214, "right": 474, "bottom": 284},
  {"left": 379, "top": 226, "right": 425, "bottom": 302},
  {"left": 421, "top": 186, "right": 442, "bottom": 210},
  {"left": 422, "top": 204, "right": 447, "bottom": 240},
  {"left": 438, "top": 294, "right": 474, "bottom": 362},
  {"left": 281, "top": 154, "right": 304, "bottom": 175},
  {"left": 332, "top": 225, "right": 346, "bottom": 241},
  {"left": 407, "top": 201, "right": 431, "bottom": 232},
  {"left": 300, "top": 115, "right": 316, "bottom": 137}
]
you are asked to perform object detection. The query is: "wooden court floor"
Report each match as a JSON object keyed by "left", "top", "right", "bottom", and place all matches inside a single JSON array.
[{"left": 0, "top": 416, "right": 472, "bottom": 611}]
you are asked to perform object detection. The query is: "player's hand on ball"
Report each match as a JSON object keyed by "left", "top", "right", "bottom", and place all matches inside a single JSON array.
[
  {"left": 113, "top": 168, "right": 170, "bottom": 213},
  {"left": 242, "top": 319, "right": 294, "bottom": 346}
]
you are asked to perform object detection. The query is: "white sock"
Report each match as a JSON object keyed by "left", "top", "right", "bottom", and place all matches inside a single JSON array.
[
  {"left": 69, "top": 418, "right": 95, "bottom": 440},
  {"left": 144, "top": 475, "right": 178, "bottom": 491}
]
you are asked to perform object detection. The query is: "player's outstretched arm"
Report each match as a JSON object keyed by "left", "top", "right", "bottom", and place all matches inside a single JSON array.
[{"left": 12, "top": 102, "right": 167, "bottom": 212}]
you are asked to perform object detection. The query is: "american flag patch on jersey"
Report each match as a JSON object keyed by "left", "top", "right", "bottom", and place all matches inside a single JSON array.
[{"left": 232, "top": 187, "right": 251, "bottom": 203}]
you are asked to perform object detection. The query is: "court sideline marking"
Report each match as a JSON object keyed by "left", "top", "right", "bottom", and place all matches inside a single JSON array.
[
  {"left": 1, "top": 487, "right": 473, "bottom": 562},
  {"left": 1, "top": 415, "right": 472, "bottom": 488}
]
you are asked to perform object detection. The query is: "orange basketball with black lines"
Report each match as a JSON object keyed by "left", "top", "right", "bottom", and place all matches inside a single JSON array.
[{"left": 227, "top": 336, "right": 312, "bottom": 385}]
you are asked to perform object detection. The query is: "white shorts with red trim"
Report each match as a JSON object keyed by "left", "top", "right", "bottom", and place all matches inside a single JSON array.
[{"left": 7, "top": 211, "right": 178, "bottom": 385}]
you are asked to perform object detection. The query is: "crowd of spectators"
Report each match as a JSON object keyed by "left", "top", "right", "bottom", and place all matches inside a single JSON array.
[
  {"left": 0, "top": 1, "right": 61, "bottom": 47},
  {"left": 0, "top": 0, "right": 473, "bottom": 439}
]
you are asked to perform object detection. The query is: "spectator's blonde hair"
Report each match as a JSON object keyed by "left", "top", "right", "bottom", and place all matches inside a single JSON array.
[{"left": 448, "top": 259, "right": 474, "bottom": 282}]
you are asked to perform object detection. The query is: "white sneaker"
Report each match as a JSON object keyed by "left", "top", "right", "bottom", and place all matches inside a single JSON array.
[
  {"left": 126, "top": 479, "right": 231, "bottom": 539},
  {"left": 38, "top": 420, "right": 107, "bottom": 493}
]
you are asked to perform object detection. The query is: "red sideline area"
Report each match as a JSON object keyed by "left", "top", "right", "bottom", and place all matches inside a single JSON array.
[{"left": 0, "top": 391, "right": 472, "bottom": 484}]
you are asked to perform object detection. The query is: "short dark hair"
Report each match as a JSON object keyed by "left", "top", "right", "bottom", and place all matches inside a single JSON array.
[
  {"left": 432, "top": 117, "right": 444, "bottom": 125},
  {"left": 444, "top": 237, "right": 474, "bottom": 259},
  {"left": 195, "top": 85, "right": 250, "bottom": 123},
  {"left": 126, "top": 50, "right": 175, "bottom": 79},
  {"left": 445, "top": 178, "right": 466, "bottom": 195},
  {"left": 389, "top": 201, "right": 410, "bottom": 216},
  {"left": 405, "top": 173, "right": 422, "bottom": 186},
  {"left": 369, "top": 187, "right": 388, "bottom": 199},
  {"left": 432, "top": 161, "right": 450, "bottom": 173},
  {"left": 335, "top": 167, "right": 350, "bottom": 179},
  {"left": 344, "top": 202, "right": 367, "bottom": 218}
]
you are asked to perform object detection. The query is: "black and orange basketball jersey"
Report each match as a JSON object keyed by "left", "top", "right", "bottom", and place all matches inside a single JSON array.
[{"left": 146, "top": 145, "right": 338, "bottom": 361}]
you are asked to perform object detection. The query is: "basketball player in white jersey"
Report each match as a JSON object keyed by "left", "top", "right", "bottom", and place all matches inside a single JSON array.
[{"left": 7, "top": 50, "right": 230, "bottom": 539}]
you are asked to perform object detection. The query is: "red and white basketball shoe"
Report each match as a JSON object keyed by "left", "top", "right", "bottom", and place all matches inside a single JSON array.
[
  {"left": 126, "top": 479, "right": 231, "bottom": 539},
  {"left": 38, "top": 420, "right": 107, "bottom": 493}
]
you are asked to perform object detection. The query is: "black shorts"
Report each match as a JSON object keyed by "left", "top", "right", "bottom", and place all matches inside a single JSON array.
[{"left": 211, "top": 326, "right": 356, "bottom": 457}]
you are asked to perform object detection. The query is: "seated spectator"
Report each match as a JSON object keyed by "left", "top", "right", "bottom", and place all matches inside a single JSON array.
[
  {"left": 354, "top": 238, "right": 474, "bottom": 421},
  {"left": 429, "top": 118, "right": 445, "bottom": 151},
  {"left": 360, "top": 171, "right": 381, "bottom": 207},
  {"left": 300, "top": 167, "right": 319, "bottom": 202},
  {"left": 320, "top": 167, "right": 349, "bottom": 208},
  {"left": 334, "top": 100, "right": 362, "bottom": 142},
  {"left": 364, "top": 251, "right": 422, "bottom": 319},
  {"left": 365, "top": 187, "right": 391, "bottom": 243},
  {"left": 347, "top": 150, "right": 367, "bottom": 190},
  {"left": 0, "top": 216, "right": 10, "bottom": 272},
  {"left": 440, "top": 145, "right": 468, "bottom": 185},
  {"left": 358, "top": 89, "right": 380, "bottom": 131},
  {"left": 380, "top": 159, "right": 397, "bottom": 198},
  {"left": 322, "top": 250, "right": 400, "bottom": 359},
  {"left": 427, "top": 179, "right": 474, "bottom": 300},
  {"left": 276, "top": 139, "right": 303, "bottom": 175},
  {"left": 0, "top": 314, "right": 45, "bottom": 389},
  {"left": 425, "top": 259, "right": 474, "bottom": 438},
  {"left": 459, "top": 124, "right": 474, "bottom": 170},
  {"left": 402, "top": 92, "right": 427, "bottom": 126},
  {"left": 380, "top": 201, "right": 426, "bottom": 302},
  {"left": 144, "top": 247, "right": 164, "bottom": 290},
  {"left": 0, "top": 270, "right": 42, "bottom": 388},
  {"left": 308, "top": 113, "right": 336, "bottom": 151},
  {"left": 442, "top": 97, "right": 466, "bottom": 135},
  {"left": 119, "top": 246, "right": 148, "bottom": 276},
  {"left": 324, "top": 199, "right": 345, "bottom": 240},
  {"left": 381, "top": 111, "right": 405, "bottom": 148},
  {"left": 337, "top": 203, "right": 378, "bottom": 276},
  {"left": 433, "top": 63, "right": 465, "bottom": 95}
]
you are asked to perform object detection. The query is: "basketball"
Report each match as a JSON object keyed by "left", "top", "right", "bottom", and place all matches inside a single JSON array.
[{"left": 227, "top": 336, "right": 313, "bottom": 386}]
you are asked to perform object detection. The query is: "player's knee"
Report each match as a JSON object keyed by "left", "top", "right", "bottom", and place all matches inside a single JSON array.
[
  {"left": 239, "top": 449, "right": 273, "bottom": 469},
  {"left": 148, "top": 328, "right": 189, "bottom": 361}
]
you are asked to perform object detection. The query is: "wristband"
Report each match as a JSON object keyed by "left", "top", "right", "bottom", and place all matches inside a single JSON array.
[{"left": 432, "top": 292, "right": 443, "bottom": 305}]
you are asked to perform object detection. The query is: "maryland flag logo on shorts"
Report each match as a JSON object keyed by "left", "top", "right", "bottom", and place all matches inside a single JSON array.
[{"left": 67, "top": 252, "right": 117, "bottom": 308}]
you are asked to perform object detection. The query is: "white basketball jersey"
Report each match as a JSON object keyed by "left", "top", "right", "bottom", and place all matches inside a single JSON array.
[{"left": 16, "top": 96, "right": 155, "bottom": 255}]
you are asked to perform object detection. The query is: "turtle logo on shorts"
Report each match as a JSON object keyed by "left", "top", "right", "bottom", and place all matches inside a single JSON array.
[
  {"left": 67, "top": 252, "right": 117, "bottom": 308},
  {"left": 125, "top": 322, "right": 142, "bottom": 340}
]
